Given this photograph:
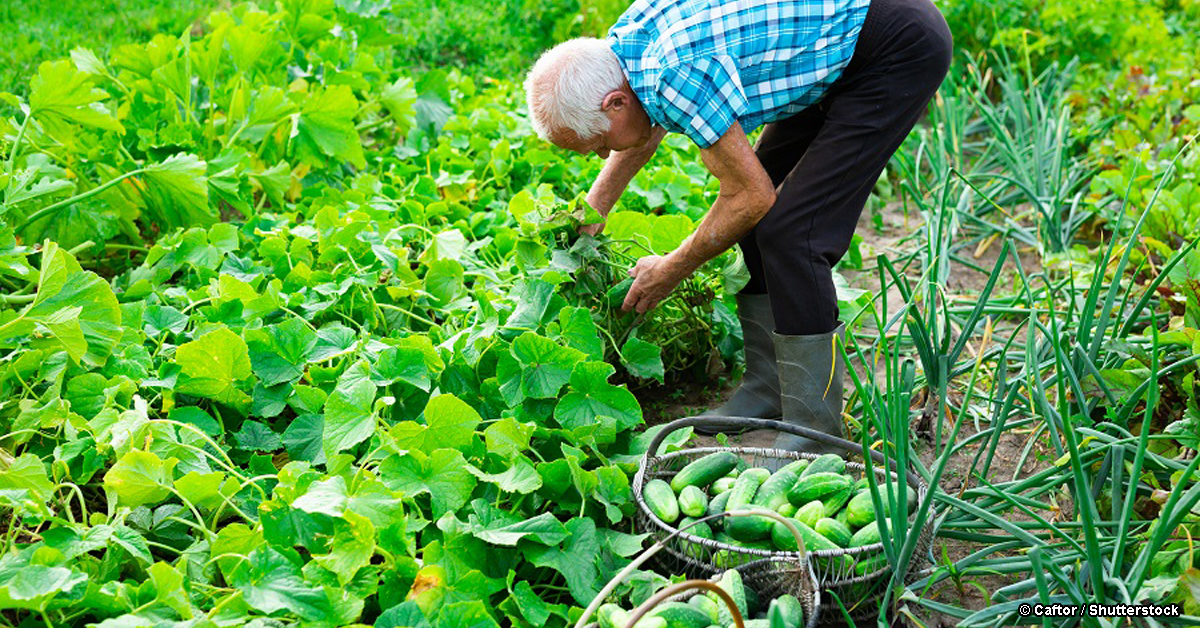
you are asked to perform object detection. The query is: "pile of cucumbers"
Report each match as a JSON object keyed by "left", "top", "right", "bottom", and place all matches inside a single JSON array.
[
  {"left": 643, "top": 452, "right": 917, "bottom": 576},
  {"left": 595, "top": 568, "right": 805, "bottom": 628}
]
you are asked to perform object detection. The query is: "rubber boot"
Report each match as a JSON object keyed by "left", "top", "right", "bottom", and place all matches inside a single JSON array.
[
  {"left": 772, "top": 324, "right": 846, "bottom": 454},
  {"left": 696, "top": 293, "right": 782, "bottom": 435}
]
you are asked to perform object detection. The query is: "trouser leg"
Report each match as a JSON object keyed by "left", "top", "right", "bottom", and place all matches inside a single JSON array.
[
  {"left": 755, "top": 0, "right": 953, "bottom": 335},
  {"left": 739, "top": 107, "right": 827, "bottom": 295}
]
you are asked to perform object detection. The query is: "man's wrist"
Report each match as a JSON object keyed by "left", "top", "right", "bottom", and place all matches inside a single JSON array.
[{"left": 664, "top": 249, "right": 698, "bottom": 280}]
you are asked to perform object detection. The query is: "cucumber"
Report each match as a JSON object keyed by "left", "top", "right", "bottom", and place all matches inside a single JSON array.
[
  {"left": 712, "top": 477, "right": 737, "bottom": 495},
  {"left": 728, "top": 461, "right": 804, "bottom": 541},
  {"left": 835, "top": 504, "right": 855, "bottom": 530},
  {"left": 815, "top": 518, "right": 853, "bottom": 548},
  {"left": 679, "top": 517, "right": 713, "bottom": 559},
  {"left": 648, "top": 601, "right": 712, "bottom": 628},
  {"left": 707, "top": 569, "right": 747, "bottom": 626},
  {"left": 735, "top": 619, "right": 771, "bottom": 628},
  {"left": 846, "top": 485, "right": 919, "bottom": 527},
  {"left": 598, "top": 603, "right": 625, "bottom": 628},
  {"left": 787, "top": 472, "right": 853, "bottom": 506},
  {"left": 672, "top": 452, "right": 742, "bottom": 493},
  {"left": 850, "top": 521, "right": 882, "bottom": 547},
  {"left": 795, "top": 501, "right": 825, "bottom": 528},
  {"left": 689, "top": 593, "right": 721, "bottom": 624},
  {"left": 724, "top": 468, "right": 770, "bottom": 519},
  {"left": 645, "top": 478, "right": 680, "bottom": 523},
  {"left": 606, "top": 277, "right": 634, "bottom": 308},
  {"left": 770, "top": 594, "right": 804, "bottom": 628},
  {"left": 822, "top": 485, "right": 854, "bottom": 517},
  {"left": 845, "top": 490, "right": 875, "bottom": 527},
  {"left": 679, "top": 485, "right": 709, "bottom": 518},
  {"left": 854, "top": 476, "right": 871, "bottom": 491},
  {"left": 707, "top": 489, "right": 732, "bottom": 521},
  {"left": 679, "top": 517, "right": 713, "bottom": 539},
  {"left": 800, "top": 453, "right": 845, "bottom": 477},
  {"left": 770, "top": 518, "right": 840, "bottom": 553},
  {"left": 775, "top": 502, "right": 797, "bottom": 518},
  {"left": 854, "top": 553, "right": 890, "bottom": 576}
]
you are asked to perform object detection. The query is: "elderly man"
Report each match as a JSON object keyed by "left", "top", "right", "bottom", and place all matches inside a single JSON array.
[{"left": 524, "top": 0, "right": 951, "bottom": 450}]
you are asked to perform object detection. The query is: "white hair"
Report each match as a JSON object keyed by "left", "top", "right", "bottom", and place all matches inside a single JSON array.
[{"left": 524, "top": 38, "right": 626, "bottom": 142}]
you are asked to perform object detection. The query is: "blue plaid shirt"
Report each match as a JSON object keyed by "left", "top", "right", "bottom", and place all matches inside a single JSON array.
[{"left": 608, "top": 0, "right": 871, "bottom": 148}]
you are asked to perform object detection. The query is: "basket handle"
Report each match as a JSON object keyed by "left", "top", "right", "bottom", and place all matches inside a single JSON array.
[
  {"left": 624, "top": 580, "right": 745, "bottom": 628},
  {"left": 639, "top": 415, "right": 923, "bottom": 489}
]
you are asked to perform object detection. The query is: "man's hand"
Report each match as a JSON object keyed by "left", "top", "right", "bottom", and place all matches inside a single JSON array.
[
  {"left": 622, "top": 255, "right": 688, "bottom": 313},
  {"left": 579, "top": 220, "right": 606, "bottom": 236}
]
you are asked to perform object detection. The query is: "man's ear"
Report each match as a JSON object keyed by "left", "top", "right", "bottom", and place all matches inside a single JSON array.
[{"left": 600, "top": 90, "right": 627, "bottom": 112}]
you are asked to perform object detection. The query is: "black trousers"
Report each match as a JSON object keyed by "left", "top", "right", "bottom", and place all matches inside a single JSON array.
[{"left": 740, "top": 0, "right": 952, "bottom": 335}]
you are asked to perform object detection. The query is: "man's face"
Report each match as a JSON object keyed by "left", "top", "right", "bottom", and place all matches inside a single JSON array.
[{"left": 550, "top": 88, "right": 652, "bottom": 159}]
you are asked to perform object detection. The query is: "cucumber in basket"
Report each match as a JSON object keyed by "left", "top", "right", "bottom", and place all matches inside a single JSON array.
[
  {"left": 645, "top": 479, "right": 680, "bottom": 523},
  {"left": 671, "top": 451, "right": 742, "bottom": 493},
  {"left": 727, "top": 460, "right": 807, "bottom": 542}
]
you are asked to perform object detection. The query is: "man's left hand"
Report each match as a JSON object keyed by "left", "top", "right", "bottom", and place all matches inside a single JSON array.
[{"left": 622, "top": 255, "right": 690, "bottom": 313}]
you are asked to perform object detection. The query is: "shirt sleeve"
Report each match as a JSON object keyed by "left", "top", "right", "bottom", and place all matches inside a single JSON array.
[{"left": 655, "top": 56, "right": 750, "bottom": 148}]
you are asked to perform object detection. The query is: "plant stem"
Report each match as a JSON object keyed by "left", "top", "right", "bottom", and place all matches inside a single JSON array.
[
  {"left": 16, "top": 169, "right": 145, "bottom": 231},
  {"left": 6, "top": 111, "right": 31, "bottom": 171}
]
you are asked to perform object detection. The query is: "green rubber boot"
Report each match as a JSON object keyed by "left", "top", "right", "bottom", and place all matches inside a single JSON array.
[
  {"left": 697, "top": 293, "right": 782, "bottom": 434},
  {"left": 772, "top": 324, "right": 846, "bottom": 454}
]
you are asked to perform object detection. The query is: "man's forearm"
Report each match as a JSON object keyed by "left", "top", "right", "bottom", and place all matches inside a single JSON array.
[
  {"left": 586, "top": 127, "right": 667, "bottom": 214},
  {"left": 668, "top": 187, "right": 775, "bottom": 274}
]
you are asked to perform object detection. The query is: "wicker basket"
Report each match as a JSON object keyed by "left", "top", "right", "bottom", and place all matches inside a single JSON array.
[
  {"left": 581, "top": 558, "right": 820, "bottom": 628},
  {"left": 633, "top": 416, "right": 936, "bottom": 619}
]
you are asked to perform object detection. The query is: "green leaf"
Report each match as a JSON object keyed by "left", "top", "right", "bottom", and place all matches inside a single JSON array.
[
  {"left": 466, "top": 455, "right": 542, "bottom": 494},
  {"left": 310, "top": 324, "right": 358, "bottom": 362},
  {"left": 510, "top": 332, "right": 586, "bottom": 398},
  {"left": 0, "top": 241, "right": 122, "bottom": 365},
  {"left": 524, "top": 518, "right": 602, "bottom": 605},
  {"left": 322, "top": 360, "right": 377, "bottom": 460},
  {"left": 148, "top": 561, "right": 193, "bottom": 619},
  {"left": 466, "top": 499, "right": 567, "bottom": 546},
  {"left": 380, "top": 449, "right": 477, "bottom": 518},
  {"left": 245, "top": 318, "right": 317, "bottom": 386},
  {"left": 293, "top": 85, "right": 366, "bottom": 169},
  {"left": 377, "top": 601, "right": 431, "bottom": 628},
  {"left": 174, "top": 326, "right": 254, "bottom": 413},
  {"left": 555, "top": 361, "right": 642, "bottom": 433},
  {"left": 424, "top": 258, "right": 464, "bottom": 307},
  {"left": 142, "top": 305, "right": 188, "bottom": 337},
  {"left": 374, "top": 346, "right": 432, "bottom": 391},
  {"left": 621, "top": 336, "right": 665, "bottom": 382},
  {"left": 390, "top": 394, "right": 480, "bottom": 454},
  {"left": 292, "top": 476, "right": 348, "bottom": 517},
  {"left": 282, "top": 413, "right": 325, "bottom": 464},
  {"left": 232, "top": 420, "right": 282, "bottom": 452},
  {"left": 482, "top": 417, "right": 534, "bottom": 457},
  {"left": 168, "top": 406, "right": 222, "bottom": 437},
  {"left": 434, "top": 600, "right": 501, "bottom": 628},
  {"left": 103, "top": 449, "right": 177, "bottom": 508},
  {"left": 0, "top": 564, "right": 87, "bottom": 610},
  {"left": 379, "top": 76, "right": 417, "bottom": 135},
  {"left": 141, "top": 153, "right": 215, "bottom": 229},
  {"left": 0, "top": 454, "right": 55, "bottom": 503},
  {"left": 232, "top": 546, "right": 333, "bottom": 621},
  {"left": 552, "top": 306, "right": 604, "bottom": 361},
  {"left": 173, "top": 471, "right": 229, "bottom": 511},
  {"left": 315, "top": 511, "right": 375, "bottom": 585},
  {"left": 29, "top": 60, "right": 123, "bottom": 132}
]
